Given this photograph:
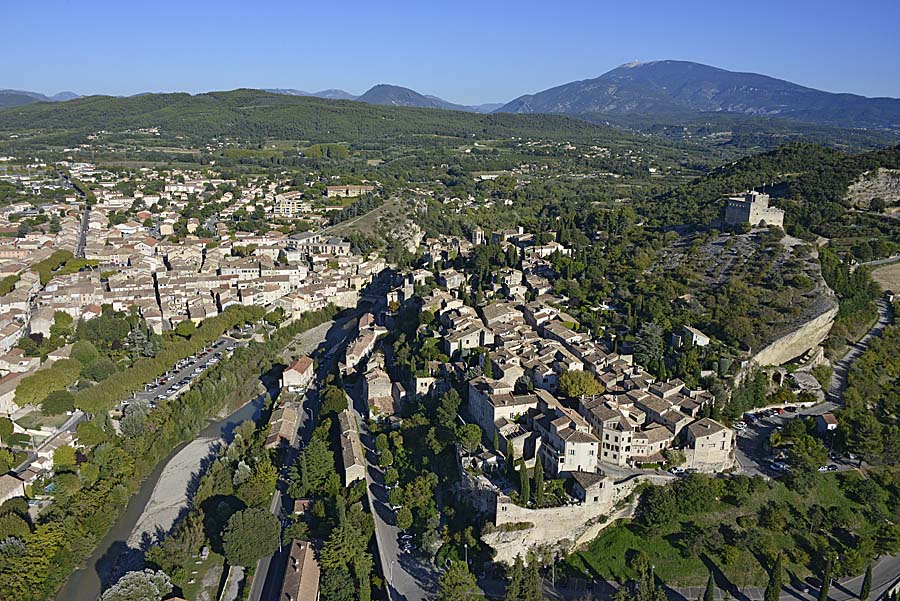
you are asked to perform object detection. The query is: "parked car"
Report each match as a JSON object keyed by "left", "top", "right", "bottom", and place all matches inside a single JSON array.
[{"left": 669, "top": 466, "right": 686, "bottom": 475}]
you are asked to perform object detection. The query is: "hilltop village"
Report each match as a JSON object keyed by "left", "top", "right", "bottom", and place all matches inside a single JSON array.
[{"left": 0, "top": 137, "right": 898, "bottom": 601}]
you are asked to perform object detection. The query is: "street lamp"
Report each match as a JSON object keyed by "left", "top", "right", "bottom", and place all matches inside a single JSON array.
[{"left": 390, "top": 559, "right": 395, "bottom": 585}]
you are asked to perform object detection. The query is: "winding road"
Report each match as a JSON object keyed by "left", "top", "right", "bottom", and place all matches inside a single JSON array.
[{"left": 827, "top": 299, "right": 893, "bottom": 403}]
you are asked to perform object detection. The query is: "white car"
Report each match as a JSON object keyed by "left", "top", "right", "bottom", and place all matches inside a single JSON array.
[{"left": 669, "top": 466, "right": 686, "bottom": 475}]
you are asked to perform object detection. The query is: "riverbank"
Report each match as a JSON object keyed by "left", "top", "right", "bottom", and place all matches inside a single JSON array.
[
  {"left": 55, "top": 393, "right": 267, "bottom": 601},
  {"left": 126, "top": 436, "right": 221, "bottom": 549}
]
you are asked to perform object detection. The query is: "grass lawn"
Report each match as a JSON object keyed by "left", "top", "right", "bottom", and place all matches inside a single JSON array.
[
  {"left": 569, "top": 472, "right": 876, "bottom": 589},
  {"left": 15, "top": 411, "right": 70, "bottom": 431},
  {"left": 571, "top": 520, "right": 709, "bottom": 585},
  {"left": 178, "top": 551, "right": 225, "bottom": 601}
]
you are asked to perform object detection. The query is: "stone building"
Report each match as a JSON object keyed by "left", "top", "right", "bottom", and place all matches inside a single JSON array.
[{"left": 724, "top": 191, "right": 785, "bottom": 229}]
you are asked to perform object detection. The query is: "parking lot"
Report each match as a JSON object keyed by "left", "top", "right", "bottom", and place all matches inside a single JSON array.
[
  {"left": 130, "top": 336, "right": 238, "bottom": 407},
  {"left": 734, "top": 405, "right": 852, "bottom": 477}
]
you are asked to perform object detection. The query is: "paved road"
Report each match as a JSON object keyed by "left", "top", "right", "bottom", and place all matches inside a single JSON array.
[
  {"left": 247, "top": 313, "right": 360, "bottom": 601},
  {"left": 735, "top": 298, "right": 894, "bottom": 477},
  {"left": 827, "top": 299, "right": 893, "bottom": 402},
  {"left": 76, "top": 203, "right": 90, "bottom": 258},
  {"left": 13, "top": 409, "right": 85, "bottom": 474},
  {"left": 861, "top": 254, "right": 900, "bottom": 267},
  {"left": 351, "top": 402, "right": 439, "bottom": 601}
]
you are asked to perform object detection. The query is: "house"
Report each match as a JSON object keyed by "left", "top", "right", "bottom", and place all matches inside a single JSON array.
[
  {"left": 326, "top": 184, "right": 375, "bottom": 198},
  {"left": 0, "top": 474, "right": 26, "bottom": 506},
  {"left": 684, "top": 418, "right": 734, "bottom": 470},
  {"left": 673, "top": 325, "right": 711, "bottom": 348},
  {"left": 363, "top": 367, "right": 394, "bottom": 416},
  {"left": 438, "top": 268, "right": 466, "bottom": 291},
  {"left": 816, "top": 413, "right": 838, "bottom": 436},
  {"left": 480, "top": 302, "right": 520, "bottom": 328},
  {"left": 265, "top": 405, "right": 300, "bottom": 450},
  {"left": 282, "top": 356, "right": 315, "bottom": 391},
  {"left": 344, "top": 330, "right": 378, "bottom": 374},
  {"left": 442, "top": 322, "right": 494, "bottom": 356},
  {"left": 532, "top": 392, "right": 600, "bottom": 477},
  {"left": 571, "top": 470, "right": 613, "bottom": 505},
  {"left": 280, "top": 539, "right": 321, "bottom": 601},
  {"left": 681, "top": 325, "right": 710, "bottom": 347},
  {"left": 467, "top": 378, "right": 525, "bottom": 435},
  {"left": 338, "top": 410, "right": 366, "bottom": 485}
]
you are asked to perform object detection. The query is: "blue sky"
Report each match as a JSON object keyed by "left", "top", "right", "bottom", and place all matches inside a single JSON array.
[{"left": 4, "top": 0, "right": 900, "bottom": 104}]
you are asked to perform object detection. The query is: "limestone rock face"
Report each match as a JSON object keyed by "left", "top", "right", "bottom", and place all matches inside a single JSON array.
[{"left": 750, "top": 302, "right": 838, "bottom": 368}]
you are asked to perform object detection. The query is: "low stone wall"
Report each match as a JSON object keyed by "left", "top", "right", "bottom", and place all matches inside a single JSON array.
[
  {"left": 482, "top": 476, "right": 649, "bottom": 564},
  {"left": 682, "top": 448, "right": 734, "bottom": 473},
  {"left": 484, "top": 500, "right": 612, "bottom": 564}
]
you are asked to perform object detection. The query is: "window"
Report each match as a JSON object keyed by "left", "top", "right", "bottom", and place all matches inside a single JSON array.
[
  {"left": 559, "top": 457, "right": 564, "bottom": 464},
  {"left": 593, "top": 496, "right": 599, "bottom": 502},
  {"left": 569, "top": 449, "right": 575, "bottom": 455}
]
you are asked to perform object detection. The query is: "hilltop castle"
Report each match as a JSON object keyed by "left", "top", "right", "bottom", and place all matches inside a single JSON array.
[{"left": 724, "top": 191, "right": 784, "bottom": 229}]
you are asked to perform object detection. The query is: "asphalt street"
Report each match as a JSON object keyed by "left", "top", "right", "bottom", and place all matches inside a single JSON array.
[{"left": 248, "top": 313, "right": 360, "bottom": 601}]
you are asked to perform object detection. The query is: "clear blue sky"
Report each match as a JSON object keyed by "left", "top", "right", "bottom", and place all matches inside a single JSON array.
[{"left": 5, "top": 0, "right": 899, "bottom": 105}]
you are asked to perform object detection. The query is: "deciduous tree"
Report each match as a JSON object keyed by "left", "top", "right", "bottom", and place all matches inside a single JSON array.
[{"left": 222, "top": 508, "right": 280, "bottom": 567}]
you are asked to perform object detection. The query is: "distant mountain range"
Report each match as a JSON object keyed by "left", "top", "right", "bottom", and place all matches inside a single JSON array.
[
  {"left": 0, "top": 89, "right": 80, "bottom": 108},
  {"left": 267, "top": 84, "right": 500, "bottom": 114},
  {"left": 6, "top": 60, "right": 900, "bottom": 130},
  {"left": 496, "top": 60, "right": 900, "bottom": 130},
  {"left": 263, "top": 88, "right": 358, "bottom": 101}
]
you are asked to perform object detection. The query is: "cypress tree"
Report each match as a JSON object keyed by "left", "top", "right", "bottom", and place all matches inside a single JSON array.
[
  {"left": 525, "top": 551, "right": 542, "bottom": 601},
  {"left": 765, "top": 553, "right": 783, "bottom": 601},
  {"left": 704, "top": 571, "right": 716, "bottom": 601},
  {"left": 519, "top": 459, "right": 530, "bottom": 506},
  {"left": 506, "top": 440, "right": 516, "bottom": 481},
  {"left": 818, "top": 556, "right": 833, "bottom": 601},
  {"left": 533, "top": 457, "right": 544, "bottom": 507},
  {"left": 860, "top": 562, "right": 872, "bottom": 601},
  {"left": 504, "top": 555, "right": 524, "bottom": 601}
]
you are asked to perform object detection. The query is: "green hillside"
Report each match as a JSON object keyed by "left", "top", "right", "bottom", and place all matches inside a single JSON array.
[{"left": 0, "top": 88, "right": 614, "bottom": 146}]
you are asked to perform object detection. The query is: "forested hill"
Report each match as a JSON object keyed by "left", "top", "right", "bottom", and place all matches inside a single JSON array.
[
  {"left": 0, "top": 88, "right": 613, "bottom": 145},
  {"left": 639, "top": 142, "right": 900, "bottom": 230}
]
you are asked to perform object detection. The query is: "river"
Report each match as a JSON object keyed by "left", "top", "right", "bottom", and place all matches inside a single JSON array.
[{"left": 56, "top": 391, "right": 269, "bottom": 601}]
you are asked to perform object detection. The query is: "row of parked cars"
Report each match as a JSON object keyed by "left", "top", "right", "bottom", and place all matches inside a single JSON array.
[{"left": 147, "top": 340, "right": 228, "bottom": 400}]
